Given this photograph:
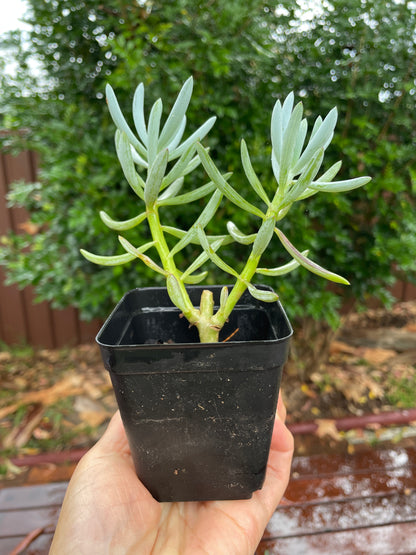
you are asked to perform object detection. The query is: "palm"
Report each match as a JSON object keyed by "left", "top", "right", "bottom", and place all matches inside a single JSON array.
[{"left": 51, "top": 405, "right": 293, "bottom": 555}]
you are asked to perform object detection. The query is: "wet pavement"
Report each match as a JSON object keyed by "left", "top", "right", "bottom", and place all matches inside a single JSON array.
[
  {"left": 1, "top": 444, "right": 415, "bottom": 554},
  {"left": 257, "top": 444, "right": 416, "bottom": 554}
]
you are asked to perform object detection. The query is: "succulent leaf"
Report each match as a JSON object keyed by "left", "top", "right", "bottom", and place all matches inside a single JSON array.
[
  {"left": 247, "top": 283, "right": 279, "bottom": 302},
  {"left": 284, "top": 148, "right": 324, "bottom": 204},
  {"left": 292, "top": 118, "right": 308, "bottom": 167},
  {"left": 130, "top": 146, "right": 148, "bottom": 168},
  {"left": 197, "top": 226, "right": 240, "bottom": 278},
  {"left": 309, "top": 176, "right": 371, "bottom": 193},
  {"left": 251, "top": 217, "right": 276, "bottom": 258},
  {"left": 99, "top": 210, "right": 147, "bottom": 231},
  {"left": 275, "top": 228, "right": 350, "bottom": 285},
  {"left": 316, "top": 160, "right": 342, "bottom": 183},
  {"left": 281, "top": 91, "right": 295, "bottom": 132},
  {"left": 165, "top": 116, "right": 187, "bottom": 152},
  {"left": 256, "top": 250, "right": 309, "bottom": 276},
  {"left": 106, "top": 84, "right": 147, "bottom": 158},
  {"left": 293, "top": 107, "right": 337, "bottom": 175},
  {"left": 147, "top": 98, "right": 163, "bottom": 164},
  {"left": 226, "top": 221, "right": 256, "bottom": 244},
  {"left": 80, "top": 239, "right": 155, "bottom": 266},
  {"left": 169, "top": 189, "right": 223, "bottom": 257},
  {"left": 161, "top": 143, "right": 197, "bottom": 189},
  {"left": 220, "top": 286, "right": 229, "bottom": 310},
  {"left": 170, "top": 117, "right": 217, "bottom": 160},
  {"left": 80, "top": 250, "right": 135, "bottom": 266},
  {"left": 132, "top": 83, "right": 148, "bottom": 147},
  {"left": 115, "top": 131, "right": 145, "bottom": 199},
  {"left": 166, "top": 273, "right": 188, "bottom": 312},
  {"left": 278, "top": 101, "right": 303, "bottom": 186},
  {"left": 181, "top": 238, "right": 224, "bottom": 279},
  {"left": 271, "top": 100, "right": 283, "bottom": 158},
  {"left": 310, "top": 115, "right": 323, "bottom": 140},
  {"left": 196, "top": 143, "right": 265, "bottom": 218},
  {"left": 196, "top": 189, "right": 223, "bottom": 228},
  {"left": 157, "top": 177, "right": 184, "bottom": 201},
  {"left": 181, "top": 271, "right": 208, "bottom": 284},
  {"left": 118, "top": 236, "right": 168, "bottom": 276},
  {"left": 240, "top": 139, "right": 270, "bottom": 205},
  {"left": 144, "top": 148, "right": 169, "bottom": 206},
  {"left": 159, "top": 76, "right": 193, "bottom": 149},
  {"left": 271, "top": 150, "right": 280, "bottom": 183},
  {"left": 157, "top": 181, "right": 217, "bottom": 207}
]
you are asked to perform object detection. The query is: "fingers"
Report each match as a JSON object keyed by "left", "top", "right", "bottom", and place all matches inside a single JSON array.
[
  {"left": 277, "top": 393, "right": 287, "bottom": 422},
  {"left": 91, "top": 410, "right": 132, "bottom": 456},
  {"left": 263, "top": 394, "right": 294, "bottom": 500},
  {"left": 247, "top": 394, "right": 294, "bottom": 534},
  {"left": 270, "top": 408, "right": 294, "bottom": 456},
  {"left": 272, "top": 393, "right": 293, "bottom": 454}
]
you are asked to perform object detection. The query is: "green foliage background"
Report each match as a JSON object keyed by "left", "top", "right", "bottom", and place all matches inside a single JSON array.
[{"left": 0, "top": 0, "right": 415, "bottom": 328}]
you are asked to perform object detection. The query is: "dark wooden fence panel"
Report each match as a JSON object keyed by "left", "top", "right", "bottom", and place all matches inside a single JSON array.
[
  {"left": 389, "top": 278, "right": 416, "bottom": 304},
  {"left": 0, "top": 149, "right": 100, "bottom": 348},
  {"left": 0, "top": 149, "right": 415, "bottom": 348}
]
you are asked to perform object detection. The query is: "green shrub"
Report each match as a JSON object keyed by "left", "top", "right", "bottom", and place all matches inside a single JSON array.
[{"left": 1, "top": 0, "right": 415, "bottom": 333}]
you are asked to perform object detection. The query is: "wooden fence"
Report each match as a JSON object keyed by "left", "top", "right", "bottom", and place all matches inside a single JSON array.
[
  {"left": 1, "top": 149, "right": 415, "bottom": 349},
  {"left": 0, "top": 149, "right": 100, "bottom": 349}
]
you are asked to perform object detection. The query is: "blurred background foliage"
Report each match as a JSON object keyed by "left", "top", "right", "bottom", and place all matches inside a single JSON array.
[{"left": 0, "top": 0, "right": 415, "bottom": 333}]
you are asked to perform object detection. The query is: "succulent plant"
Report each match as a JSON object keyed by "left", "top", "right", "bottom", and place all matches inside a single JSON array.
[{"left": 81, "top": 77, "right": 371, "bottom": 342}]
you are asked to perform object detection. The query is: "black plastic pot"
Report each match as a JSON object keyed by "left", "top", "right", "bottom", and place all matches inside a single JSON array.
[{"left": 97, "top": 285, "right": 293, "bottom": 502}]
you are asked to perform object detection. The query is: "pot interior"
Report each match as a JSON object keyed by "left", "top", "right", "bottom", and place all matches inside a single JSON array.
[
  {"left": 97, "top": 285, "right": 293, "bottom": 348},
  {"left": 118, "top": 306, "right": 277, "bottom": 346}
]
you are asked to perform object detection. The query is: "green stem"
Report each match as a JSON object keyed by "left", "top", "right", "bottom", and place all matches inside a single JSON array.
[
  {"left": 213, "top": 256, "right": 258, "bottom": 328},
  {"left": 147, "top": 206, "right": 199, "bottom": 323},
  {"left": 148, "top": 206, "right": 222, "bottom": 342},
  {"left": 147, "top": 205, "right": 277, "bottom": 344},
  {"left": 196, "top": 289, "right": 220, "bottom": 342},
  {"left": 213, "top": 209, "right": 279, "bottom": 328}
]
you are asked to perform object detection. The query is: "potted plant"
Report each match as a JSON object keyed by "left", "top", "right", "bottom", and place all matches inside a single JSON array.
[{"left": 81, "top": 77, "right": 370, "bottom": 502}]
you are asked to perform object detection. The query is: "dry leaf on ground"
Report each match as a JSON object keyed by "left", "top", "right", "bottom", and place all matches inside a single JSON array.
[
  {"left": 2, "top": 404, "right": 45, "bottom": 449},
  {"left": 362, "top": 347, "right": 396, "bottom": 365},
  {"left": 0, "top": 374, "right": 84, "bottom": 419},
  {"left": 315, "top": 419, "right": 341, "bottom": 441},
  {"left": 330, "top": 341, "right": 360, "bottom": 356},
  {"left": 73, "top": 396, "right": 112, "bottom": 427}
]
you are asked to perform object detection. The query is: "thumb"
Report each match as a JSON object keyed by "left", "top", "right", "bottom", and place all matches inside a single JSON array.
[{"left": 91, "top": 410, "right": 131, "bottom": 456}]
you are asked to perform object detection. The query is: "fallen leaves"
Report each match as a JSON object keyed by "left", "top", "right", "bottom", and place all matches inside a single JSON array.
[
  {"left": 361, "top": 347, "right": 396, "bottom": 365},
  {"left": 0, "top": 352, "right": 12, "bottom": 363},
  {"left": 315, "top": 419, "right": 341, "bottom": 441},
  {"left": 0, "top": 344, "right": 115, "bottom": 459},
  {"left": 300, "top": 383, "right": 317, "bottom": 399},
  {"left": 285, "top": 300, "right": 416, "bottom": 426},
  {"left": 329, "top": 341, "right": 358, "bottom": 356},
  {"left": 3, "top": 404, "right": 45, "bottom": 449},
  {"left": 73, "top": 396, "right": 112, "bottom": 428},
  {"left": 311, "top": 363, "right": 384, "bottom": 405},
  {"left": 0, "top": 374, "right": 85, "bottom": 420}
]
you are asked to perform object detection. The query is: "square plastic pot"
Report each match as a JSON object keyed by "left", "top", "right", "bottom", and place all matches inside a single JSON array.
[{"left": 96, "top": 285, "right": 293, "bottom": 502}]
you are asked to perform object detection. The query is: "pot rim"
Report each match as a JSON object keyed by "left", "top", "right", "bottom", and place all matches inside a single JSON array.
[{"left": 96, "top": 284, "right": 293, "bottom": 349}]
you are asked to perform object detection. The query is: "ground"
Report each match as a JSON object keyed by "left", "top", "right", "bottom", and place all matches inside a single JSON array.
[
  {"left": 0, "top": 301, "right": 415, "bottom": 477},
  {"left": 285, "top": 301, "right": 416, "bottom": 422}
]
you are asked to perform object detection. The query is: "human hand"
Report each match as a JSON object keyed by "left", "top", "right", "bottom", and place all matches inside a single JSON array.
[{"left": 50, "top": 396, "right": 293, "bottom": 555}]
